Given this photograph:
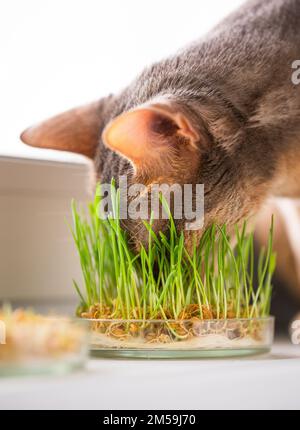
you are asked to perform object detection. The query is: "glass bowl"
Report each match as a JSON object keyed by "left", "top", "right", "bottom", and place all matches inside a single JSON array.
[
  {"left": 0, "top": 316, "right": 89, "bottom": 376},
  {"left": 85, "top": 317, "right": 274, "bottom": 358}
]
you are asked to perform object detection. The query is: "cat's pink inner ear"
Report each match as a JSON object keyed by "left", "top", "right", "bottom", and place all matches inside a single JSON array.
[
  {"left": 102, "top": 106, "right": 198, "bottom": 168},
  {"left": 102, "top": 109, "right": 156, "bottom": 165}
]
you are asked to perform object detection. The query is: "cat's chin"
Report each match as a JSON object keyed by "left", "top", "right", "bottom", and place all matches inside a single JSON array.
[{"left": 120, "top": 217, "right": 170, "bottom": 253}]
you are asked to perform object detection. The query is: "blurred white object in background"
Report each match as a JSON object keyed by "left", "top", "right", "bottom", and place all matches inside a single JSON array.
[
  {"left": 256, "top": 198, "right": 300, "bottom": 298},
  {"left": 0, "top": 157, "right": 91, "bottom": 311}
]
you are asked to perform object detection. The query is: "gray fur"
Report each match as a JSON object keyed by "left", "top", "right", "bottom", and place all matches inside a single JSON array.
[{"left": 94, "top": 0, "right": 300, "bottom": 246}]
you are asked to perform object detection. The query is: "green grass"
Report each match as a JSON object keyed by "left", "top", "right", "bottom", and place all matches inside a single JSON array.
[{"left": 71, "top": 182, "right": 276, "bottom": 321}]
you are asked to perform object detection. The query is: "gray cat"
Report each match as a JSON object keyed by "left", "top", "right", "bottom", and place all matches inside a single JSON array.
[{"left": 21, "top": 0, "right": 300, "bottom": 251}]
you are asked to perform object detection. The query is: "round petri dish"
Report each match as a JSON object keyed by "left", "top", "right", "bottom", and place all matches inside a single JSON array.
[
  {"left": 85, "top": 316, "right": 274, "bottom": 359},
  {"left": 0, "top": 314, "right": 89, "bottom": 376}
]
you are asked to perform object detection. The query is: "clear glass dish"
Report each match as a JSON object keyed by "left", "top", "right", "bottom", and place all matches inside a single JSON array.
[
  {"left": 0, "top": 316, "right": 89, "bottom": 376},
  {"left": 86, "top": 317, "right": 274, "bottom": 358}
]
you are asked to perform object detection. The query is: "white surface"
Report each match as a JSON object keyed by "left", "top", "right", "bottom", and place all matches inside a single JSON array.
[
  {"left": 1, "top": 342, "right": 300, "bottom": 410},
  {"left": 0, "top": 0, "right": 244, "bottom": 162}
]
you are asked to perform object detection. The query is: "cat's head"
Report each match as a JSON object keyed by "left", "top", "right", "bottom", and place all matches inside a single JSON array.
[{"left": 21, "top": 86, "right": 270, "bottom": 250}]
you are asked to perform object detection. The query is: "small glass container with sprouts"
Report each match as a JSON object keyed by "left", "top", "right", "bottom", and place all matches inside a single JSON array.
[
  {"left": 0, "top": 308, "right": 89, "bottom": 376},
  {"left": 84, "top": 315, "right": 274, "bottom": 358},
  {"left": 72, "top": 184, "right": 276, "bottom": 359}
]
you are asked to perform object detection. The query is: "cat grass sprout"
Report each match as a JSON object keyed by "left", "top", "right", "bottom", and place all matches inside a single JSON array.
[{"left": 71, "top": 183, "right": 276, "bottom": 351}]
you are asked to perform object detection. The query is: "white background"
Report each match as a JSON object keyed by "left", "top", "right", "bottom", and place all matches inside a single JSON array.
[{"left": 0, "top": 0, "right": 244, "bottom": 162}]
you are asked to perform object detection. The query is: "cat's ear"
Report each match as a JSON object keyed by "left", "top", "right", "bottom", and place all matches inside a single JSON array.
[
  {"left": 102, "top": 102, "right": 199, "bottom": 171},
  {"left": 20, "top": 99, "right": 108, "bottom": 158}
]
